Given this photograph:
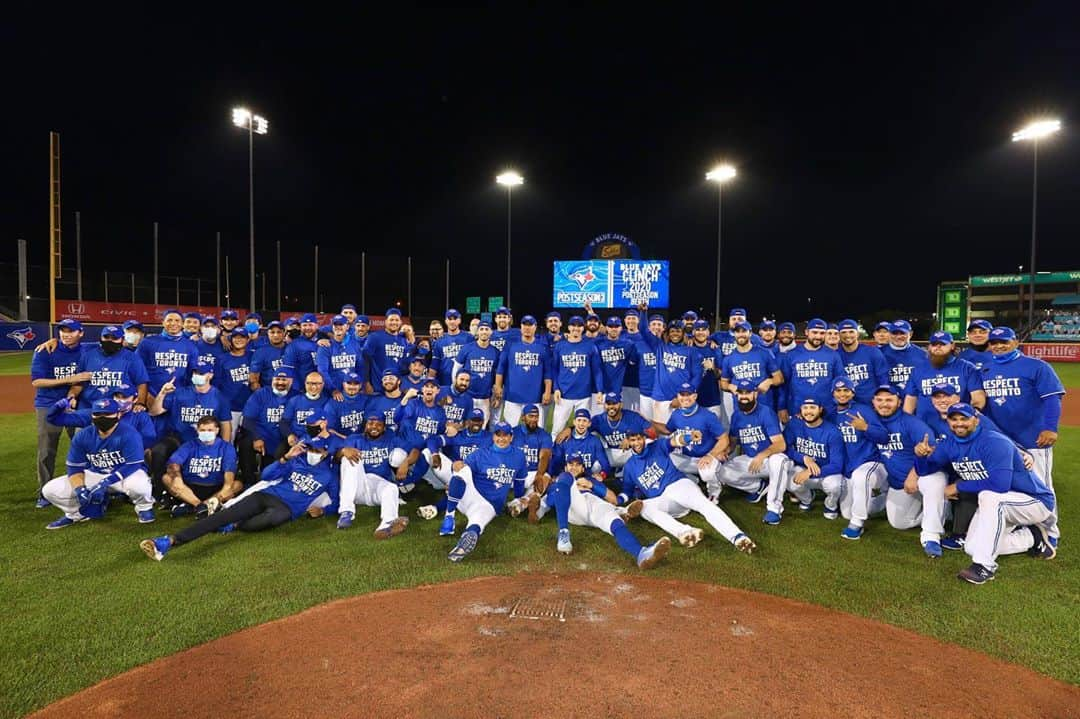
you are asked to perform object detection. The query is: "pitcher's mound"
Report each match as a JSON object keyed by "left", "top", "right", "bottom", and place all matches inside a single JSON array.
[{"left": 32, "top": 573, "right": 1078, "bottom": 719}]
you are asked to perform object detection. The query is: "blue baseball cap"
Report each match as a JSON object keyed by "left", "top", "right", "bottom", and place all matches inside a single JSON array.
[
  {"left": 496, "top": 306, "right": 512, "bottom": 316},
  {"left": 667, "top": 319, "right": 683, "bottom": 329},
  {"left": 874, "top": 321, "right": 892, "bottom": 331},
  {"left": 227, "top": 328, "right": 249, "bottom": 339},
  {"left": 606, "top": 316, "right": 622, "bottom": 327},
  {"left": 301, "top": 313, "right": 318, "bottom": 324},
  {"left": 183, "top": 311, "right": 203, "bottom": 321},
  {"left": 284, "top": 316, "right": 301, "bottom": 326},
  {"left": 989, "top": 326, "right": 1017, "bottom": 342},
  {"left": 682, "top": 310, "right": 698, "bottom": 321},
  {"left": 604, "top": 392, "right": 622, "bottom": 404},
  {"left": 891, "top": 320, "right": 913, "bottom": 334},
  {"left": 586, "top": 313, "right": 600, "bottom": 322},
  {"left": 946, "top": 402, "right": 976, "bottom": 418},
  {"left": 356, "top": 315, "right": 370, "bottom": 325},
  {"left": 568, "top": 315, "right": 585, "bottom": 326},
  {"left": 122, "top": 320, "right": 143, "bottom": 331},
  {"left": 929, "top": 331, "right": 954, "bottom": 345},
  {"left": 477, "top": 320, "right": 492, "bottom": 329},
  {"left": 221, "top": 310, "right": 239, "bottom": 320},
  {"left": 523, "top": 404, "right": 540, "bottom": 415},
  {"left": 422, "top": 376, "right": 439, "bottom": 387},
  {"left": 99, "top": 325, "right": 123, "bottom": 340},
  {"left": 692, "top": 319, "right": 710, "bottom": 330},
  {"left": 381, "top": 368, "right": 399, "bottom": 377},
  {"left": 967, "top": 319, "right": 992, "bottom": 331},
  {"left": 676, "top": 382, "right": 696, "bottom": 394},
  {"left": 247, "top": 312, "right": 262, "bottom": 322},
  {"left": 838, "top": 319, "right": 859, "bottom": 331},
  {"left": 161, "top": 308, "right": 183, "bottom": 319},
  {"left": 624, "top": 309, "right": 639, "bottom": 318},
  {"left": 728, "top": 307, "right": 747, "bottom": 317},
  {"left": 468, "top": 408, "right": 485, "bottom": 421},
  {"left": 386, "top": 308, "right": 402, "bottom": 317},
  {"left": 734, "top": 378, "right": 757, "bottom": 391},
  {"left": 827, "top": 323, "right": 839, "bottom": 331},
  {"left": 874, "top": 384, "right": 900, "bottom": 397},
  {"left": 565, "top": 451, "right": 585, "bottom": 465},
  {"left": 445, "top": 308, "right": 461, "bottom": 319},
  {"left": 759, "top": 320, "right": 776, "bottom": 330},
  {"left": 341, "top": 304, "right": 357, "bottom": 312},
  {"left": 193, "top": 361, "right": 214, "bottom": 374},
  {"left": 91, "top": 398, "right": 121, "bottom": 415},
  {"left": 648, "top": 314, "right": 665, "bottom": 324},
  {"left": 57, "top": 318, "right": 83, "bottom": 331},
  {"left": 573, "top": 408, "right": 591, "bottom": 419},
  {"left": 491, "top": 421, "right": 514, "bottom": 434},
  {"left": 832, "top": 377, "right": 854, "bottom": 391},
  {"left": 331, "top": 314, "right": 348, "bottom": 325},
  {"left": 111, "top": 383, "right": 136, "bottom": 397},
  {"left": 303, "top": 435, "right": 330, "bottom": 451},
  {"left": 305, "top": 411, "right": 328, "bottom": 426},
  {"left": 266, "top": 320, "right": 284, "bottom": 330},
  {"left": 806, "top": 318, "right": 827, "bottom": 330},
  {"left": 800, "top": 397, "right": 822, "bottom": 407},
  {"left": 521, "top": 315, "right": 538, "bottom": 325},
  {"left": 343, "top": 372, "right": 362, "bottom": 384},
  {"left": 273, "top": 368, "right": 294, "bottom": 379},
  {"left": 778, "top": 322, "right": 796, "bottom": 332},
  {"left": 931, "top": 383, "right": 960, "bottom": 396},
  {"left": 202, "top": 316, "right": 218, "bottom": 326},
  {"left": 734, "top": 320, "right": 752, "bottom": 332},
  {"left": 546, "top": 311, "right": 562, "bottom": 320}
]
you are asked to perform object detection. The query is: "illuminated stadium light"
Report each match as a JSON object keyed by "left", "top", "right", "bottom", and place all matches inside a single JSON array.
[
  {"left": 1012, "top": 119, "right": 1061, "bottom": 142},
  {"left": 706, "top": 164, "right": 737, "bottom": 183},
  {"left": 496, "top": 171, "right": 524, "bottom": 187}
]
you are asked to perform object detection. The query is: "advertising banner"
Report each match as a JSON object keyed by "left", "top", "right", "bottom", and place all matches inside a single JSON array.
[
  {"left": 1, "top": 322, "right": 50, "bottom": 351},
  {"left": 553, "top": 260, "right": 669, "bottom": 308},
  {"left": 56, "top": 300, "right": 252, "bottom": 324},
  {"left": 1021, "top": 343, "right": 1080, "bottom": 362}
]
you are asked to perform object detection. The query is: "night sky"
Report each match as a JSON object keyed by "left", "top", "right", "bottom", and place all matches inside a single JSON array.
[{"left": 4, "top": 5, "right": 1079, "bottom": 323}]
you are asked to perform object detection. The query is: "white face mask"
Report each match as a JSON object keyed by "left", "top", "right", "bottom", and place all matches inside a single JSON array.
[
  {"left": 202, "top": 328, "right": 219, "bottom": 342},
  {"left": 191, "top": 374, "right": 209, "bottom": 387},
  {"left": 272, "top": 387, "right": 288, "bottom": 397},
  {"left": 306, "top": 451, "right": 323, "bottom": 465},
  {"left": 123, "top": 331, "right": 139, "bottom": 345},
  {"left": 306, "top": 391, "right": 321, "bottom": 400},
  {"left": 198, "top": 430, "right": 217, "bottom": 443}
]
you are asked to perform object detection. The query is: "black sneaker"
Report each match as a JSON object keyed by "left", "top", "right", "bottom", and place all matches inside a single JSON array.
[
  {"left": 1027, "top": 525, "right": 1057, "bottom": 560},
  {"left": 957, "top": 563, "right": 995, "bottom": 585}
]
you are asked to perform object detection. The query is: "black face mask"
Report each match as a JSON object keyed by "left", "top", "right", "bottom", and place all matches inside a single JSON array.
[
  {"left": 306, "top": 425, "right": 322, "bottom": 437},
  {"left": 287, "top": 328, "right": 301, "bottom": 339},
  {"left": 101, "top": 341, "right": 123, "bottom": 356},
  {"left": 92, "top": 416, "right": 119, "bottom": 432},
  {"left": 737, "top": 399, "right": 756, "bottom": 412}
]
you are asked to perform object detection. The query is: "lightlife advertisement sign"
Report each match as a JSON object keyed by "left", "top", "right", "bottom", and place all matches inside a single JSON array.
[{"left": 552, "top": 260, "right": 670, "bottom": 308}]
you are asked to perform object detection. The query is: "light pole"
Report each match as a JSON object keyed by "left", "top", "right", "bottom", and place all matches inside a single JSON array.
[
  {"left": 232, "top": 107, "right": 269, "bottom": 313},
  {"left": 1011, "top": 119, "right": 1060, "bottom": 330},
  {"left": 496, "top": 171, "right": 524, "bottom": 306},
  {"left": 706, "top": 164, "right": 737, "bottom": 327}
]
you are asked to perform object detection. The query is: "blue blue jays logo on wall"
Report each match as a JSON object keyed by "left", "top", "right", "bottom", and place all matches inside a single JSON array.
[
  {"left": 553, "top": 261, "right": 609, "bottom": 307},
  {"left": 6, "top": 326, "right": 36, "bottom": 348}
]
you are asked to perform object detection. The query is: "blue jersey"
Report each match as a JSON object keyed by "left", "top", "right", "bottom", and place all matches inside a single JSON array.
[
  {"left": 783, "top": 417, "right": 845, "bottom": 477},
  {"left": 283, "top": 336, "right": 320, "bottom": 385},
  {"left": 666, "top": 404, "right": 725, "bottom": 459},
  {"left": 590, "top": 410, "right": 651, "bottom": 449},
  {"left": 455, "top": 342, "right": 501, "bottom": 400},
  {"left": 244, "top": 331, "right": 270, "bottom": 350},
  {"left": 316, "top": 336, "right": 363, "bottom": 392},
  {"left": 904, "top": 356, "right": 982, "bottom": 417},
  {"left": 326, "top": 393, "right": 367, "bottom": 436},
  {"left": 394, "top": 398, "right": 447, "bottom": 440},
  {"left": 595, "top": 337, "right": 638, "bottom": 395},
  {"left": 47, "top": 403, "right": 158, "bottom": 450},
  {"left": 833, "top": 402, "right": 883, "bottom": 475},
  {"left": 880, "top": 344, "right": 927, "bottom": 391},
  {"left": 431, "top": 332, "right": 472, "bottom": 385},
  {"left": 214, "top": 350, "right": 253, "bottom": 412},
  {"left": 621, "top": 330, "right": 642, "bottom": 389},
  {"left": 168, "top": 437, "right": 237, "bottom": 487},
  {"left": 980, "top": 352, "right": 1066, "bottom": 448},
  {"left": 66, "top": 423, "right": 145, "bottom": 476},
  {"left": 31, "top": 341, "right": 86, "bottom": 408},
  {"left": 838, "top": 344, "right": 890, "bottom": 405},
  {"left": 137, "top": 333, "right": 199, "bottom": 395},
  {"left": 437, "top": 386, "right": 472, "bottom": 425},
  {"left": 284, "top": 394, "right": 329, "bottom": 439},
  {"left": 251, "top": 343, "right": 288, "bottom": 386},
  {"left": 689, "top": 343, "right": 723, "bottom": 408},
  {"left": 366, "top": 393, "right": 404, "bottom": 433},
  {"left": 721, "top": 346, "right": 779, "bottom": 398},
  {"left": 429, "top": 428, "right": 492, "bottom": 462},
  {"left": 727, "top": 401, "right": 783, "bottom": 457},
  {"left": 958, "top": 346, "right": 992, "bottom": 370},
  {"left": 919, "top": 407, "right": 1001, "bottom": 444},
  {"left": 512, "top": 425, "right": 553, "bottom": 472},
  {"left": 195, "top": 339, "right": 226, "bottom": 371},
  {"left": 649, "top": 338, "right": 701, "bottom": 402},
  {"left": 460, "top": 444, "right": 529, "bottom": 509},
  {"left": 553, "top": 432, "right": 611, "bottom": 475},
  {"left": 621, "top": 437, "right": 683, "bottom": 500},
  {"left": 918, "top": 425, "right": 1054, "bottom": 510},
  {"left": 363, "top": 331, "right": 410, "bottom": 382},
  {"left": 633, "top": 334, "right": 659, "bottom": 399},
  {"left": 864, "top": 409, "right": 934, "bottom": 488},
  {"left": 709, "top": 330, "right": 767, "bottom": 358},
  {"left": 496, "top": 339, "right": 551, "bottom": 404},
  {"left": 162, "top": 386, "right": 231, "bottom": 443},
  {"left": 259, "top": 456, "right": 338, "bottom": 520},
  {"left": 242, "top": 387, "right": 293, "bottom": 446},
  {"left": 779, "top": 346, "right": 846, "bottom": 414},
  {"left": 550, "top": 340, "right": 603, "bottom": 400},
  {"left": 76, "top": 346, "right": 150, "bottom": 405},
  {"left": 340, "top": 431, "right": 401, "bottom": 481},
  {"left": 490, "top": 327, "right": 522, "bottom": 353}
]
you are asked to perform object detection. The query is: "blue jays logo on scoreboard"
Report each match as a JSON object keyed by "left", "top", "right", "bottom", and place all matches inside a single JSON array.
[{"left": 553, "top": 260, "right": 669, "bottom": 308}]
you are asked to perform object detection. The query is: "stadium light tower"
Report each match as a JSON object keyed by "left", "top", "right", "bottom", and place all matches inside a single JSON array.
[
  {"left": 232, "top": 107, "right": 269, "bottom": 313},
  {"left": 706, "top": 164, "right": 737, "bottom": 327},
  {"left": 1011, "top": 118, "right": 1060, "bottom": 330},
  {"left": 496, "top": 171, "right": 524, "bottom": 307}
]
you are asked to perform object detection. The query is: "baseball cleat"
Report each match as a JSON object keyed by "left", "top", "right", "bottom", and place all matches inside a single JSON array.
[
  {"left": 636, "top": 536, "right": 671, "bottom": 569},
  {"left": 170, "top": 503, "right": 194, "bottom": 519},
  {"left": 526, "top": 493, "right": 542, "bottom": 524},
  {"left": 797, "top": 498, "right": 813, "bottom": 512},
  {"left": 923, "top": 540, "right": 942, "bottom": 559},
  {"left": 762, "top": 511, "right": 781, "bottom": 526},
  {"left": 745, "top": 479, "right": 768, "bottom": 503},
  {"left": 557, "top": 528, "right": 573, "bottom": 555},
  {"left": 1048, "top": 536, "right": 1059, "bottom": 549},
  {"left": 733, "top": 533, "right": 756, "bottom": 554},
  {"left": 45, "top": 515, "right": 88, "bottom": 530},
  {"left": 36, "top": 496, "right": 51, "bottom": 509},
  {"left": 447, "top": 529, "right": 479, "bottom": 562},
  {"left": 624, "top": 499, "right": 644, "bottom": 520},
  {"left": 840, "top": 524, "right": 863, "bottom": 540},
  {"left": 374, "top": 516, "right": 409, "bottom": 540},
  {"left": 822, "top": 503, "right": 839, "bottom": 520},
  {"left": 137, "top": 509, "right": 156, "bottom": 524},
  {"left": 140, "top": 536, "right": 172, "bottom": 561},
  {"left": 1027, "top": 525, "right": 1056, "bottom": 560},
  {"left": 337, "top": 511, "right": 355, "bottom": 530},
  {"left": 678, "top": 527, "right": 704, "bottom": 548},
  {"left": 940, "top": 534, "right": 965, "bottom": 551},
  {"left": 416, "top": 505, "right": 438, "bottom": 520},
  {"left": 957, "top": 563, "right": 995, "bottom": 585},
  {"left": 439, "top": 513, "right": 457, "bottom": 536}
]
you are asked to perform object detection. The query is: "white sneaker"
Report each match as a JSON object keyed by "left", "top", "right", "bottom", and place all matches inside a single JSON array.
[
  {"left": 416, "top": 505, "right": 438, "bottom": 520},
  {"left": 679, "top": 528, "right": 704, "bottom": 548},
  {"left": 557, "top": 528, "right": 573, "bottom": 554}
]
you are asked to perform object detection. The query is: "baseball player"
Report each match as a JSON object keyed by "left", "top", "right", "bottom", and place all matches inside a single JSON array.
[
  {"left": 588, "top": 392, "right": 652, "bottom": 473},
  {"left": 366, "top": 369, "right": 407, "bottom": 433},
  {"left": 316, "top": 314, "right": 363, "bottom": 398},
  {"left": 871, "top": 321, "right": 892, "bottom": 348},
  {"left": 618, "top": 427, "right": 756, "bottom": 552},
  {"left": 195, "top": 316, "right": 225, "bottom": 370},
  {"left": 122, "top": 319, "right": 145, "bottom": 350},
  {"left": 438, "top": 421, "right": 529, "bottom": 562},
  {"left": 333, "top": 415, "right": 410, "bottom": 537},
  {"left": 715, "top": 379, "right": 785, "bottom": 503},
  {"left": 430, "top": 309, "right": 471, "bottom": 385},
  {"left": 620, "top": 309, "right": 643, "bottom": 413},
  {"left": 282, "top": 373, "right": 330, "bottom": 451},
  {"left": 762, "top": 397, "right": 845, "bottom": 525},
  {"left": 181, "top": 312, "right": 203, "bottom": 339},
  {"left": 238, "top": 368, "right": 296, "bottom": 484},
  {"left": 137, "top": 309, "right": 199, "bottom": 395},
  {"left": 583, "top": 311, "right": 603, "bottom": 342},
  {"left": 140, "top": 436, "right": 339, "bottom": 561},
  {"left": 437, "top": 370, "right": 473, "bottom": 426},
  {"left": 631, "top": 313, "right": 665, "bottom": 423},
  {"left": 915, "top": 403, "right": 1056, "bottom": 584},
  {"left": 594, "top": 316, "right": 639, "bottom": 412},
  {"left": 541, "top": 311, "right": 563, "bottom": 349},
  {"left": 213, "top": 329, "right": 254, "bottom": 431},
  {"left": 756, "top": 320, "right": 779, "bottom": 354},
  {"left": 508, "top": 404, "right": 554, "bottom": 501},
  {"left": 552, "top": 408, "right": 613, "bottom": 480},
  {"left": 249, "top": 321, "right": 287, "bottom": 389},
  {"left": 493, "top": 315, "right": 552, "bottom": 427},
  {"left": 639, "top": 316, "right": 700, "bottom": 426},
  {"left": 282, "top": 313, "right": 322, "bottom": 388},
  {"left": 903, "top": 331, "right": 985, "bottom": 416},
  {"left": 419, "top": 408, "right": 493, "bottom": 501},
  {"left": 830, "top": 378, "right": 888, "bottom": 540},
  {"left": 777, "top": 318, "right": 845, "bottom": 422},
  {"left": 162, "top": 415, "right": 240, "bottom": 518},
  {"left": 42, "top": 398, "right": 156, "bottom": 529},
  {"left": 776, "top": 322, "right": 798, "bottom": 354},
  {"left": 490, "top": 306, "right": 522, "bottom": 352},
  {"left": 880, "top": 320, "right": 927, "bottom": 392},
  {"left": 325, "top": 371, "right": 367, "bottom": 437},
  {"left": 400, "top": 353, "right": 432, "bottom": 394},
  {"left": 863, "top": 384, "right": 950, "bottom": 557},
  {"left": 361, "top": 308, "right": 409, "bottom": 391},
  {"left": 720, "top": 320, "right": 782, "bottom": 414},
  {"left": 527, "top": 452, "right": 670, "bottom": 568},
  {"left": 549, "top": 316, "right": 604, "bottom": 437},
  {"left": 394, "top": 378, "right": 448, "bottom": 442},
  {"left": 836, "top": 318, "right": 889, "bottom": 406},
  {"left": 664, "top": 384, "right": 726, "bottom": 496},
  {"left": 688, "top": 319, "right": 725, "bottom": 423},
  {"left": 454, "top": 320, "right": 500, "bottom": 425},
  {"left": 824, "top": 323, "right": 840, "bottom": 351},
  {"left": 47, "top": 383, "right": 158, "bottom": 451},
  {"left": 72, "top": 325, "right": 150, "bottom": 406},
  {"left": 958, "top": 319, "right": 993, "bottom": 369}
]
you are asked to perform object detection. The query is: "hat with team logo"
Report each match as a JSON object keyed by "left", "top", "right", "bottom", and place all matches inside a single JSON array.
[
  {"left": 648, "top": 314, "right": 665, "bottom": 324},
  {"left": 343, "top": 372, "right": 362, "bottom": 384},
  {"left": 266, "top": 320, "right": 283, "bottom": 330},
  {"left": 122, "top": 320, "right": 143, "bottom": 331},
  {"left": 304, "top": 411, "right": 328, "bottom": 426},
  {"left": 759, "top": 320, "right": 776, "bottom": 330},
  {"left": 891, "top": 320, "right": 913, "bottom": 334},
  {"left": 946, "top": 402, "right": 976, "bottom": 418},
  {"left": 491, "top": 421, "right": 514, "bottom": 434},
  {"left": 302, "top": 435, "right": 330, "bottom": 451},
  {"left": 806, "top": 318, "right": 827, "bottom": 330},
  {"left": 193, "top": 361, "right": 214, "bottom": 374},
  {"left": 604, "top": 392, "right": 622, "bottom": 404},
  {"left": 682, "top": 310, "right": 699, "bottom": 321},
  {"left": 734, "top": 320, "right": 752, "bottom": 332},
  {"left": 381, "top": 368, "right": 399, "bottom": 377},
  {"left": 273, "top": 367, "right": 295, "bottom": 379},
  {"left": 667, "top": 319, "right": 684, "bottom": 330},
  {"left": 221, "top": 310, "right": 239, "bottom": 320},
  {"left": 929, "top": 331, "right": 954, "bottom": 345},
  {"left": 445, "top": 308, "right": 461, "bottom": 319},
  {"left": 989, "top": 326, "right": 1016, "bottom": 342},
  {"left": 521, "top": 315, "right": 538, "bottom": 325},
  {"left": 467, "top": 408, "right": 486, "bottom": 421},
  {"left": 874, "top": 321, "right": 891, "bottom": 331},
  {"left": 385, "top": 308, "right": 403, "bottom": 318},
  {"left": 496, "top": 306, "right": 512, "bottom": 316},
  {"left": 676, "top": 383, "right": 697, "bottom": 395},
  {"left": 838, "top": 319, "right": 859, "bottom": 331},
  {"left": 284, "top": 316, "right": 301, "bottom": 326},
  {"left": 331, "top": 314, "right": 349, "bottom": 325},
  {"left": 778, "top": 322, "right": 796, "bottom": 332},
  {"left": 734, "top": 379, "right": 757, "bottom": 392},
  {"left": 967, "top": 319, "right": 992, "bottom": 331},
  {"left": 586, "top": 313, "right": 600, "bottom": 322},
  {"left": 477, "top": 320, "right": 492, "bottom": 329},
  {"left": 111, "top": 383, "right": 136, "bottom": 398},
  {"left": 545, "top": 311, "right": 562, "bottom": 320},
  {"left": 91, "top": 398, "right": 120, "bottom": 415},
  {"left": 300, "top": 313, "right": 318, "bottom": 324},
  {"left": 183, "top": 312, "right": 203, "bottom": 321},
  {"left": 874, "top": 384, "right": 900, "bottom": 397},
  {"left": 832, "top": 377, "right": 854, "bottom": 391},
  {"left": 567, "top": 315, "right": 585, "bottom": 326},
  {"left": 573, "top": 408, "right": 591, "bottom": 420},
  {"left": 692, "top": 319, "right": 710, "bottom": 330},
  {"left": 422, "top": 376, "right": 439, "bottom": 387},
  {"left": 728, "top": 307, "right": 747, "bottom": 318},
  {"left": 931, "top": 383, "right": 960, "bottom": 396},
  {"left": 523, "top": 404, "right": 540, "bottom": 415},
  {"left": 99, "top": 325, "right": 123, "bottom": 340},
  {"left": 356, "top": 315, "right": 370, "bottom": 325},
  {"left": 565, "top": 452, "right": 585, "bottom": 465},
  {"left": 800, "top": 397, "right": 822, "bottom": 407},
  {"left": 827, "top": 323, "right": 839, "bottom": 331},
  {"left": 606, "top": 316, "right": 622, "bottom": 327},
  {"left": 227, "top": 328, "right": 249, "bottom": 339}
]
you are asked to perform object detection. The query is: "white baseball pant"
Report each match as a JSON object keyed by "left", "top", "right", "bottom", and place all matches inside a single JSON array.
[
  {"left": 43, "top": 469, "right": 154, "bottom": 519},
  {"left": 669, "top": 451, "right": 721, "bottom": 494},
  {"left": 839, "top": 461, "right": 888, "bottom": 526},
  {"left": 1026, "top": 446, "right": 1059, "bottom": 538},
  {"left": 720, "top": 453, "right": 786, "bottom": 493},
  {"left": 640, "top": 477, "right": 744, "bottom": 544},
  {"left": 550, "top": 396, "right": 590, "bottom": 439},
  {"left": 884, "top": 471, "right": 950, "bottom": 544},
  {"left": 965, "top": 491, "right": 1054, "bottom": 571},
  {"left": 451, "top": 465, "right": 499, "bottom": 533},
  {"left": 620, "top": 387, "right": 641, "bottom": 415},
  {"left": 501, "top": 401, "right": 527, "bottom": 428},
  {"left": 231, "top": 411, "right": 244, "bottom": 432},
  {"left": 423, "top": 449, "right": 454, "bottom": 489},
  {"left": 605, "top": 446, "right": 633, "bottom": 471},
  {"left": 339, "top": 461, "right": 400, "bottom": 530},
  {"left": 639, "top": 395, "right": 656, "bottom": 423},
  {"left": 650, "top": 398, "right": 675, "bottom": 425},
  {"left": 765, "top": 456, "right": 844, "bottom": 516}
]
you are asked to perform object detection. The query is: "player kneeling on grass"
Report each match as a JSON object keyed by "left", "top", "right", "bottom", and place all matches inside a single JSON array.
[
  {"left": 140, "top": 437, "right": 338, "bottom": 561},
  {"left": 162, "top": 415, "right": 241, "bottom": 519},
  {"left": 332, "top": 415, "right": 409, "bottom": 538},
  {"left": 619, "top": 427, "right": 756, "bottom": 553},
  {"left": 439, "top": 422, "right": 528, "bottom": 562},
  {"left": 913, "top": 403, "right": 1056, "bottom": 585},
  {"left": 715, "top": 380, "right": 786, "bottom": 504},
  {"left": 527, "top": 452, "right": 669, "bottom": 569},
  {"left": 43, "top": 398, "right": 156, "bottom": 529}
]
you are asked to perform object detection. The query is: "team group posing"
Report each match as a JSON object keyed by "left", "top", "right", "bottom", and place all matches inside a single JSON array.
[{"left": 30, "top": 303, "right": 1064, "bottom": 584}]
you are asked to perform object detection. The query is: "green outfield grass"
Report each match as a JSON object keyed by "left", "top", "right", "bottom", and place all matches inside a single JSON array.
[
  {"left": 2, "top": 410, "right": 1078, "bottom": 718},
  {"left": 0, "top": 352, "right": 31, "bottom": 375}
]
